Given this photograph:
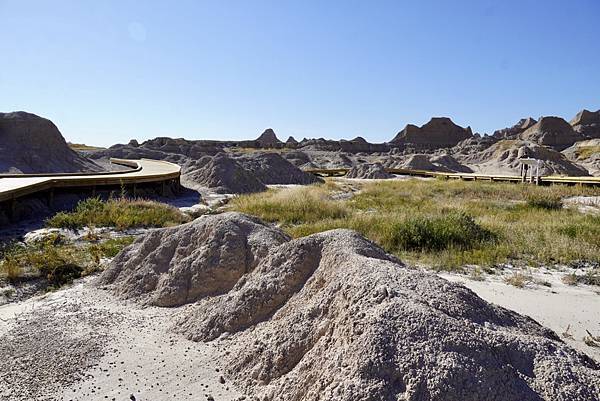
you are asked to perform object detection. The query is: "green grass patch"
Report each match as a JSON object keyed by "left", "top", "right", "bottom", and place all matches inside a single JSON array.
[
  {"left": 229, "top": 179, "right": 600, "bottom": 270},
  {"left": 383, "top": 212, "right": 494, "bottom": 252},
  {"left": 46, "top": 197, "right": 189, "bottom": 230},
  {"left": 525, "top": 193, "right": 563, "bottom": 210}
]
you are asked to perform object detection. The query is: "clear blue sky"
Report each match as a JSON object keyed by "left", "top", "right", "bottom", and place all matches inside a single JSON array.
[{"left": 1, "top": 0, "right": 599, "bottom": 146}]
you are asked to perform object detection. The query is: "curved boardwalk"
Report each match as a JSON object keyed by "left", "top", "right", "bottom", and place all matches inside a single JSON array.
[{"left": 0, "top": 158, "right": 181, "bottom": 203}]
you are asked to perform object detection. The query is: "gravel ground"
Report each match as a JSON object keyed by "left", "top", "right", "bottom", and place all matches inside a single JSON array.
[{"left": 0, "top": 278, "right": 243, "bottom": 401}]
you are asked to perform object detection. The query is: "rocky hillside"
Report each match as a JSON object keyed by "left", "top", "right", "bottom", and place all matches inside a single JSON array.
[
  {"left": 99, "top": 213, "right": 600, "bottom": 401},
  {"left": 571, "top": 109, "right": 600, "bottom": 138},
  {"left": 520, "top": 116, "right": 585, "bottom": 151},
  {"left": 456, "top": 139, "right": 589, "bottom": 176},
  {"left": 0, "top": 112, "right": 102, "bottom": 173},
  {"left": 89, "top": 137, "right": 318, "bottom": 193},
  {"left": 390, "top": 117, "right": 473, "bottom": 149}
]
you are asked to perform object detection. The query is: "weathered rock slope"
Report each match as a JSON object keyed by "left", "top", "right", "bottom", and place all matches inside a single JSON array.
[
  {"left": 390, "top": 117, "right": 473, "bottom": 149},
  {"left": 457, "top": 139, "right": 589, "bottom": 176},
  {"left": 0, "top": 111, "right": 102, "bottom": 173},
  {"left": 235, "top": 152, "right": 323, "bottom": 185},
  {"left": 570, "top": 109, "right": 600, "bottom": 138},
  {"left": 99, "top": 213, "right": 600, "bottom": 401},
  {"left": 346, "top": 162, "right": 393, "bottom": 179},
  {"left": 520, "top": 117, "right": 585, "bottom": 151},
  {"left": 184, "top": 153, "right": 267, "bottom": 193}
]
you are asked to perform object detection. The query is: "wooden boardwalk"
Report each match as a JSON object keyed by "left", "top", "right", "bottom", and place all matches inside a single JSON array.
[
  {"left": 305, "top": 167, "right": 600, "bottom": 186},
  {"left": 0, "top": 158, "right": 181, "bottom": 203}
]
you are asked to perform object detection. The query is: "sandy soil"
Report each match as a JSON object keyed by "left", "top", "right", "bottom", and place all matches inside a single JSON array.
[
  {"left": 438, "top": 269, "right": 600, "bottom": 361},
  {"left": 0, "top": 278, "right": 243, "bottom": 401}
]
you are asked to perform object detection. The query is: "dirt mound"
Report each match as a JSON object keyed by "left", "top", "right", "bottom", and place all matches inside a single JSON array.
[
  {"left": 346, "top": 162, "right": 393, "bottom": 179},
  {"left": 235, "top": 152, "right": 323, "bottom": 185},
  {"left": 430, "top": 154, "right": 474, "bottom": 173},
  {"left": 463, "top": 139, "right": 589, "bottom": 176},
  {"left": 0, "top": 111, "right": 102, "bottom": 173},
  {"left": 184, "top": 153, "right": 267, "bottom": 193},
  {"left": 390, "top": 117, "right": 473, "bottom": 149},
  {"left": 520, "top": 117, "right": 585, "bottom": 150},
  {"left": 570, "top": 109, "right": 600, "bottom": 138},
  {"left": 99, "top": 213, "right": 600, "bottom": 401},
  {"left": 400, "top": 154, "right": 453, "bottom": 172},
  {"left": 98, "top": 213, "right": 288, "bottom": 306}
]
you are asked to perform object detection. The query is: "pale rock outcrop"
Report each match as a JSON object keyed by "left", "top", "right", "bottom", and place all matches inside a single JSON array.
[
  {"left": 99, "top": 212, "right": 600, "bottom": 401},
  {"left": 346, "top": 162, "right": 393, "bottom": 179}
]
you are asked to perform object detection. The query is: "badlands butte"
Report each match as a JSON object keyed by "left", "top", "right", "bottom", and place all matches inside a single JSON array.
[{"left": 1, "top": 109, "right": 600, "bottom": 401}]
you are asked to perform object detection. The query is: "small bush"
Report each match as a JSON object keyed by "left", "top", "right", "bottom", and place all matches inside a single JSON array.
[
  {"left": 525, "top": 193, "right": 563, "bottom": 210},
  {"left": 504, "top": 273, "right": 531, "bottom": 288},
  {"left": 384, "top": 212, "right": 495, "bottom": 252},
  {"left": 562, "top": 273, "right": 578, "bottom": 286},
  {"left": 1, "top": 253, "right": 23, "bottom": 281}
]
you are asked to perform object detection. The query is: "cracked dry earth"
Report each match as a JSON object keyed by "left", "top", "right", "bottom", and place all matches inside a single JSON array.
[{"left": 0, "top": 279, "right": 242, "bottom": 401}]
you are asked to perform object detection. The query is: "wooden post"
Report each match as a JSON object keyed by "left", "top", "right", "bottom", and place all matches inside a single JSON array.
[
  {"left": 47, "top": 188, "right": 54, "bottom": 208},
  {"left": 9, "top": 198, "right": 16, "bottom": 221}
]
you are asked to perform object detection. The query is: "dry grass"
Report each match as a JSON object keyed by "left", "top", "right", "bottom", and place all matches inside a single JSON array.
[
  {"left": 575, "top": 146, "right": 600, "bottom": 160},
  {"left": 67, "top": 142, "right": 105, "bottom": 151},
  {"left": 0, "top": 234, "right": 135, "bottom": 285},
  {"left": 229, "top": 178, "right": 600, "bottom": 270},
  {"left": 504, "top": 273, "right": 531, "bottom": 288}
]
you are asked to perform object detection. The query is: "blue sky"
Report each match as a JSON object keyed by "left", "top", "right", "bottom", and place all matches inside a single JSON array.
[{"left": 1, "top": 0, "right": 599, "bottom": 146}]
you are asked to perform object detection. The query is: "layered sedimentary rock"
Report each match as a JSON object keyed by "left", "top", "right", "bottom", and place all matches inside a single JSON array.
[
  {"left": 0, "top": 112, "right": 102, "bottom": 173},
  {"left": 562, "top": 139, "right": 600, "bottom": 175},
  {"left": 459, "top": 139, "right": 589, "bottom": 176},
  {"left": 520, "top": 117, "right": 585, "bottom": 150},
  {"left": 390, "top": 117, "right": 473, "bottom": 149},
  {"left": 99, "top": 213, "right": 600, "bottom": 401},
  {"left": 492, "top": 117, "right": 537, "bottom": 139},
  {"left": 570, "top": 109, "right": 600, "bottom": 138},
  {"left": 235, "top": 152, "right": 322, "bottom": 185},
  {"left": 183, "top": 153, "right": 267, "bottom": 193}
]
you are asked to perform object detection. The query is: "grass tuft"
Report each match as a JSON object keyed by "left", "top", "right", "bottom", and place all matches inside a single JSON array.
[
  {"left": 46, "top": 197, "right": 189, "bottom": 230},
  {"left": 383, "top": 212, "right": 494, "bottom": 252},
  {"left": 525, "top": 193, "right": 563, "bottom": 210}
]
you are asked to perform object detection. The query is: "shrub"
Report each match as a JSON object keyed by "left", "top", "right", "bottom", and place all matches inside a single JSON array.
[
  {"left": 525, "top": 193, "right": 563, "bottom": 210},
  {"left": 383, "top": 212, "right": 495, "bottom": 252},
  {"left": 46, "top": 197, "right": 189, "bottom": 230},
  {"left": 504, "top": 273, "right": 531, "bottom": 288}
]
